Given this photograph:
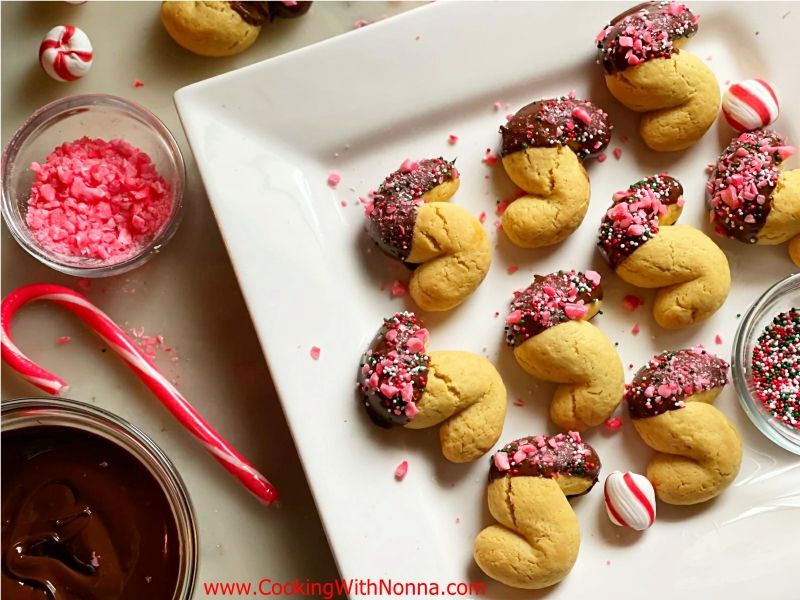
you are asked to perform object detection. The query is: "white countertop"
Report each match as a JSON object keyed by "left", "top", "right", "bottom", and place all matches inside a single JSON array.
[{"left": 1, "top": 2, "right": 419, "bottom": 596}]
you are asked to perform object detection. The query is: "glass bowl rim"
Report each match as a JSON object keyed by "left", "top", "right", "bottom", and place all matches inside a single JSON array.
[
  {"left": 732, "top": 272, "right": 800, "bottom": 455},
  {"left": 1, "top": 396, "right": 198, "bottom": 599}
]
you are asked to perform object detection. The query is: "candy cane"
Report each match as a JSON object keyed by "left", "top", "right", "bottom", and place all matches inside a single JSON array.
[{"left": 1, "top": 284, "right": 279, "bottom": 506}]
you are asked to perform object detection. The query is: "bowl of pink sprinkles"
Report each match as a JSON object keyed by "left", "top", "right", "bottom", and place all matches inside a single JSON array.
[
  {"left": 733, "top": 273, "right": 800, "bottom": 455},
  {"left": 2, "top": 94, "right": 184, "bottom": 276}
]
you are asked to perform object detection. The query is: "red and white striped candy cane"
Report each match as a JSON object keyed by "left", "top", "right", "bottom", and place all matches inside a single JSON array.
[{"left": 1, "top": 284, "right": 279, "bottom": 506}]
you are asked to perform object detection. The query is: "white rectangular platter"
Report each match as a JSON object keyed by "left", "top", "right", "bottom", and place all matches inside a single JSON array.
[{"left": 175, "top": 3, "right": 800, "bottom": 598}]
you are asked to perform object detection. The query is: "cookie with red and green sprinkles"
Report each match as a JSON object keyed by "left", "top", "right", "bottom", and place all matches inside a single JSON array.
[
  {"left": 489, "top": 432, "right": 601, "bottom": 493},
  {"left": 596, "top": 1, "right": 699, "bottom": 73},
  {"left": 706, "top": 130, "right": 796, "bottom": 243},
  {"left": 752, "top": 308, "right": 800, "bottom": 429},
  {"left": 500, "top": 96, "right": 613, "bottom": 160},
  {"left": 505, "top": 270, "right": 603, "bottom": 347},
  {"left": 598, "top": 174, "right": 684, "bottom": 269},
  {"left": 626, "top": 346, "right": 729, "bottom": 419},
  {"left": 358, "top": 311, "right": 430, "bottom": 427}
]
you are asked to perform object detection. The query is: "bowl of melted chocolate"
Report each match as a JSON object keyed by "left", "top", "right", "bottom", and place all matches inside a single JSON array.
[{"left": 1, "top": 398, "right": 197, "bottom": 600}]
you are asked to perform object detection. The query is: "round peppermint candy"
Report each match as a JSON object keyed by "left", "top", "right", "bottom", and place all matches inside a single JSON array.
[
  {"left": 722, "top": 79, "right": 780, "bottom": 133},
  {"left": 603, "top": 470, "right": 656, "bottom": 531},
  {"left": 39, "top": 25, "right": 93, "bottom": 82}
]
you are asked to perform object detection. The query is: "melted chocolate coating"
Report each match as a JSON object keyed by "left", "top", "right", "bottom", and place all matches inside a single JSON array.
[
  {"left": 1, "top": 426, "right": 181, "bottom": 600},
  {"left": 358, "top": 312, "right": 430, "bottom": 427},
  {"left": 596, "top": 1, "right": 699, "bottom": 73},
  {"left": 707, "top": 130, "right": 791, "bottom": 243},
  {"left": 505, "top": 270, "right": 603, "bottom": 347},
  {"left": 500, "top": 97, "right": 612, "bottom": 160},
  {"left": 488, "top": 434, "right": 601, "bottom": 495},
  {"left": 269, "top": 1, "right": 312, "bottom": 18},
  {"left": 229, "top": 1, "right": 271, "bottom": 24},
  {"left": 598, "top": 174, "right": 684, "bottom": 269},
  {"left": 365, "top": 158, "right": 457, "bottom": 260},
  {"left": 627, "top": 347, "right": 729, "bottom": 418}
]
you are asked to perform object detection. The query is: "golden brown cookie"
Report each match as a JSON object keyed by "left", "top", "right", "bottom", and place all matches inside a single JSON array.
[
  {"left": 708, "top": 130, "right": 800, "bottom": 264},
  {"left": 161, "top": 1, "right": 263, "bottom": 57},
  {"left": 473, "top": 433, "right": 600, "bottom": 589},
  {"left": 596, "top": 2, "right": 719, "bottom": 151},
  {"left": 627, "top": 347, "right": 742, "bottom": 505},
  {"left": 498, "top": 97, "right": 612, "bottom": 248},
  {"left": 365, "top": 159, "right": 491, "bottom": 312},
  {"left": 505, "top": 270, "right": 624, "bottom": 430},
  {"left": 599, "top": 174, "right": 731, "bottom": 329},
  {"left": 358, "top": 312, "right": 506, "bottom": 462}
]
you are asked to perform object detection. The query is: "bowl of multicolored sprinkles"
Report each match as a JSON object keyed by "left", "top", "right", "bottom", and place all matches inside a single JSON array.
[{"left": 733, "top": 273, "right": 800, "bottom": 454}]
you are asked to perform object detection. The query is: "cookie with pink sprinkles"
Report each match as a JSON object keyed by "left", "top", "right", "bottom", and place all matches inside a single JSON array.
[
  {"left": 707, "top": 129, "right": 800, "bottom": 263},
  {"left": 627, "top": 346, "right": 742, "bottom": 505},
  {"left": 473, "top": 432, "right": 601, "bottom": 589},
  {"left": 506, "top": 270, "right": 624, "bottom": 431},
  {"left": 358, "top": 311, "right": 506, "bottom": 463},
  {"left": 598, "top": 174, "right": 731, "bottom": 329}
]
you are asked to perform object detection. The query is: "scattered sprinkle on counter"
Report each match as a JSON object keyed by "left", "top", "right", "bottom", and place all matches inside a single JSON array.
[
  {"left": 631, "top": 323, "right": 641, "bottom": 336},
  {"left": 478, "top": 210, "right": 487, "bottom": 224},
  {"left": 448, "top": 134, "right": 459, "bottom": 145},
  {"left": 394, "top": 459, "right": 409, "bottom": 480},
  {"left": 513, "top": 398, "right": 525, "bottom": 407},
  {"left": 715, "top": 334, "right": 723, "bottom": 345},
  {"left": 132, "top": 79, "right": 144, "bottom": 88},
  {"left": 310, "top": 345, "right": 321, "bottom": 360},
  {"left": 597, "top": 152, "right": 607, "bottom": 163},
  {"left": 507, "top": 265, "right": 519, "bottom": 275},
  {"left": 605, "top": 416, "right": 623, "bottom": 430},
  {"left": 390, "top": 280, "right": 407, "bottom": 298},
  {"left": 622, "top": 294, "right": 644, "bottom": 312},
  {"left": 751, "top": 308, "right": 799, "bottom": 429},
  {"left": 56, "top": 336, "right": 72, "bottom": 346},
  {"left": 613, "top": 147, "right": 623, "bottom": 160},
  {"left": 483, "top": 149, "right": 498, "bottom": 165}
]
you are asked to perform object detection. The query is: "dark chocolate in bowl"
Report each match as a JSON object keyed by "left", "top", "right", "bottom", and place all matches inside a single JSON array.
[{"left": 1, "top": 398, "right": 197, "bottom": 600}]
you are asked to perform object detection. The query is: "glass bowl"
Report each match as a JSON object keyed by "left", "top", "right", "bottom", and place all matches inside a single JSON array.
[
  {"left": 1, "top": 397, "right": 198, "bottom": 599},
  {"left": 1, "top": 94, "right": 185, "bottom": 277},
  {"left": 732, "top": 273, "right": 800, "bottom": 455}
]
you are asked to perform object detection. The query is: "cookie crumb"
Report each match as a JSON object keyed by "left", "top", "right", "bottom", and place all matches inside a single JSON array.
[
  {"left": 394, "top": 460, "right": 409, "bottom": 480},
  {"left": 310, "top": 346, "right": 321, "bottom": 360}
]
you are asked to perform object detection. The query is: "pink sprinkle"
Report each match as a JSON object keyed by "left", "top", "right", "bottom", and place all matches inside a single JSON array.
[
  {"left": 620, "top": 135, "right": 630, "bottom": 143},
  {"left": 658, "top": 384, "right": 673, "bottom": 398},
  {"left": 56, "top": 336, "right": 72, "bottom": 346},
  {"left": 340, "top": 200, "right": 348, "bottom": 207},
  {"left": 25, "top": 137, "right": 172, "bottom": 262},
  {"left": 394, "top": 460, "right": 409, "bottom": 480},
  {"left": 715, "top": 334, "right": 723, "bottom": 345},
  {"left": 493, "top": 220, "right": 502, "bottom": 230},
  {"left": 406, "top": 337, "right": 424, "bottom": 354},
  {"left": 613, "top": 147, "right": 623, "bottom": 160},
  {"left": 399, "top": 159, "right": 418, "bottom": 173},
  {"left": 493, "top": 452, "right": 510, "bottom": 471},
  {"left": 513, "top": 398, "right": 525, "bottom": 407},
  {"left": 564, "top": 303, "right": 589, "bottom": 320},
  {"left": 585, "top": 270, "right": 601, "bottom": 286},
  {"left": 505, "top": 113, "right": 514, "bottom": 121},
  {"left": 493, "top": 100, "right": 504, "bottom": 111},
  {"left": 597, "top": 152, "right": 608, "bottom": 163},
  {"left": 496, "top": 199, "right": 512, "bottom": 215},
  {"left": 478, "top": 210, "right": 487, "bottom": 224},
  {"left": 572, "top": 106, "right": 592, "bottom": 125},
  {"left": 132, "top": 80, "right": 144, "bottom": 88},
  {"left": 631, "top": 323, "right": 641, "bottom": 336},
  {"left": 390, "top": 280, "right": 407, "bottom": 298},
  {"left": 506, "top": 265, "right": 519, "bottom": 275},
  {"left": 506, "top": 309, "right": 523, "bottom": 324},
  {"left": 618, "top": 35, "right": 634, "bottom": 47},
  {"left": 327, "top": 171, "right": 341, "bottom": 188},
  {"left": 310, "top": 346, "right": 321, "bottom": 360},
  {"left": 447, "top": 134, "right": 458, "bottom": 145},
  {"left": 605, "top": 416, "right": 623, "bottom": 430},
  {"left": 622, "top": 294, "right": 644, "bottom": 312},
  {"left": 353, "top": 19, "right": 373, "bottom": 29},
  {"left": 483, "top": 149, "right": 498, "bottom": 166}
]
